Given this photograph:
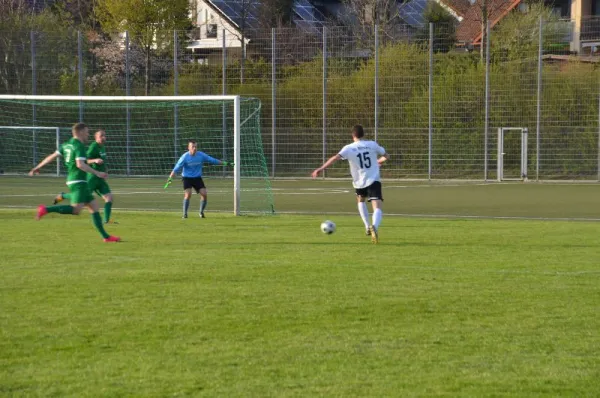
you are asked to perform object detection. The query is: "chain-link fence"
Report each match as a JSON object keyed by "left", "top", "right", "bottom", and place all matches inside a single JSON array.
[{"left": 0, "top": 16, "right": 598, "bottom": 180}]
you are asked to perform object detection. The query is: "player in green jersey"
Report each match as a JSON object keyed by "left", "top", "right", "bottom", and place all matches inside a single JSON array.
[
  {"left": 29, "top": 123, "right": 120, "bottom": 243},
  {"left": 53, "top": 129, "right": 115, "bottom": 224}
]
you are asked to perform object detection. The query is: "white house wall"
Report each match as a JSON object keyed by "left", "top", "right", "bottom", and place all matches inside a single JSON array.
[{"left": 188, "top": 0, "right": 249, "bottom": 49}]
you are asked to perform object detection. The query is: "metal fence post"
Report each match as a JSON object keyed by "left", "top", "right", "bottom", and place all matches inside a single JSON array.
[
  {"left": 484, "top": 20, "right": 491, "bottom": 181},
  {"left": 173, "top": 30, "right": 179, "bottom": 160},
  {"left": 77, "top": 30, "right": 84, "bottom": 122},
  {"left": 536, "top": 17, "right": 543, "bottom": 181},
  {"left": 598, "top": 69, "right": 600, "bottom": 181},
  {"left": 30, "top": 31, "right": 37, "bottom": 166},
  {"left": 125, "top": 31, "right": 131, "bottom": 176},
  {"left": 222, "top": 29, "right": 227, "bottom": 175},
  {"left": 271, "top": 28, "right": 276, "bottom": 178},
  {"left": 322, "top": 27, "right": 327, "bottom": 177},
  {"left": 374, "top": 25, "right": 379, "bottom": 142},
  {"left": 428, "top": 23, "right": 434, "bottom": 180}
]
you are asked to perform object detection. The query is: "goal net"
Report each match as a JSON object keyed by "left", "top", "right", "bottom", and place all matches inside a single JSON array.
[{"left": 0, "top": 95, "right": 274, "bottom": 215}]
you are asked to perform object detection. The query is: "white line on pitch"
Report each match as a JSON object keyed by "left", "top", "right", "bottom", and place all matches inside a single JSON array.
[
  {"left": 0, "top": 189, "right": 351, "bottom": 197},
  {"left": 2, "top": 206, "right": 598, "bottom": 222},
  {"left": 273, "top": 210, "right": 600, "bottom": 222}
]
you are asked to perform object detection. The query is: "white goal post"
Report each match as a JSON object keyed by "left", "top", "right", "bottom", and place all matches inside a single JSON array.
[
  {"left": 0, "top": 95, "right": 249, "bottom": 215},
  {"left": 0, "top": 125, "right": 61, "bottom": 176}
]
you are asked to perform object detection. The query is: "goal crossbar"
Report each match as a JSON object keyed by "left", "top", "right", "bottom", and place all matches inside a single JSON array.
[{"left": 0, "top": 95, "right": 240, "bottom": 101}]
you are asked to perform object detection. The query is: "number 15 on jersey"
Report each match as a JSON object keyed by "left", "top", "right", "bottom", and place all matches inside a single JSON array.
[{"left": 357, "top": 152, "right": 371, "bottom": 169}]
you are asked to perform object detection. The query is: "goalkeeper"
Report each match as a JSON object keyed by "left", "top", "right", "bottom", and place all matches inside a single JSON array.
[
  {"left": 166, "top": 140, "right": 233, "bottom": 218},
  {"left": 54, "top": 129, "right": 115, "bottom": 224}
]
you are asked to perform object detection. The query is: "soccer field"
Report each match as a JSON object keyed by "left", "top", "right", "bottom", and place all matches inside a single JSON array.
[{"left": 1, "top": 176, "right": 599, "bottom": 396}]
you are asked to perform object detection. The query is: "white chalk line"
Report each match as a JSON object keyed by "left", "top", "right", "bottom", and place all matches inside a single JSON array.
[
  {"left": 0, "top": 181, "right": 572, "bottom": 197},
  {"left": 1, "top": 206, "right": 598, "bottom": 222},
  {"left": 0, "top": 188, "right": 351, "bottom": 197}
]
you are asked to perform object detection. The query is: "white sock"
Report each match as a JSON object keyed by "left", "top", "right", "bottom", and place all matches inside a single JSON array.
[
  {"left": 372, "top": 208, "right": 383, "bottom": 229},
  {"left": 358, "top": 202, "right": 370, "bottom": 229}
]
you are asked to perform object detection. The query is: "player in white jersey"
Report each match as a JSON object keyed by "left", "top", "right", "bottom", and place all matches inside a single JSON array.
[{"left": 311, "top": 125, "right": 389, "bottom": 243}]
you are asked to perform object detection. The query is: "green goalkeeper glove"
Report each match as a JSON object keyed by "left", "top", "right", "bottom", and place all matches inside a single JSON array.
[
  {"left": 164, "top": 177, "right": 172, "bottom": 189},
  {"left": 222, "top": 161, "right": 235, "bottom": 167}
]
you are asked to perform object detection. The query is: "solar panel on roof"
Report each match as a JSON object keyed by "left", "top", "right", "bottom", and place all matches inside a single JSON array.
[
  {"left": 398, "top": 0, "right": 429, "bottom": 28},
  {"left": 294, "top": 6, "right": 318, "bottom": 21},
  {"left": 208, "top": 0, "right": 261, "bottom": 29},
  {"left": 294, "top": 0, "right": 314, "bottom": 8},
  {"left": 208, "top": 0, "right": 325, "bottom": 33}
]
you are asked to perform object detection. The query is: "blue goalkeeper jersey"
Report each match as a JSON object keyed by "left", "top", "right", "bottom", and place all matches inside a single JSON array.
[{"left": 172, "top": 151, "right": 220, "bottom": 178}]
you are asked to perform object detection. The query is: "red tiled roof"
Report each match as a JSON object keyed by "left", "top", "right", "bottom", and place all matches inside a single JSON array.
[
  {"left": 439, "top": 0, "right": 472, "bottom": 17},
  {"left": 439, "top": 0, "right": 522, "bottom": 44}
]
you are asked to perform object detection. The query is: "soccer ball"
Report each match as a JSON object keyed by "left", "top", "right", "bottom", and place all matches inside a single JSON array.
[{"left": 320, "top": 220, "right": 336, "bottom": 234}]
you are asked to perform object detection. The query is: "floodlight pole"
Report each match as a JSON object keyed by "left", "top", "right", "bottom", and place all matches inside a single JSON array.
[
  {"left": 374, "top": 25, "right": 379, "bottom": 142},
  {"left": 322, "top": 27, "right": 328, "bottom": 179},
  {"left": 483, "top": 20, "right": 490, "bottom": 181},
  {"left": 271, "top": 28, "right": 277, "bottom": 178},
  {"left": 222, "top": 29, "right": 227, "bottom": 177},
  {"left": 428, "top": 23, "right": 434, "bottom": 180},
  {"left": 78, "top": 30, "right": 84, "bottom": 122},
  {"left": 174, "top": 30, "right": 180, "bottom": 161},
  {"left": 30, "top": 30, "right": 37, "bottom": 166},
  {"left": 536, "top": 17, "right": 543, "bottom": 181},
  {"left": 125, "top": 31, "right": 132, "bottom": 176}
]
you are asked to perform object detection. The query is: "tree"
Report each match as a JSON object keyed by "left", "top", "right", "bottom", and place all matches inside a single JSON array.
[
  {"left": 232, "top": 0, "right": 255, "bottom": 84},
  {"left": 95, "top": 0, "right": 190, "bottom": 95},
  {"left": 491, "top": 2, "right": 568, "bottom": 61},
  {"left": 415, "top": 2, "right": 457, "bottom": 53},
  {"left": 257, "top": 0, "right": 294, "bottom": 28},
  {"left": 0, "top": 0, "right": 76, "bottom": 94},
  {"left": 340, "top": 0, "right": 400, "bottom": 44},
  {"left": 468, "top": 0, "right": 513, "bottom": 60},
  {"left": 52, "top": 0, "right": 99, "bottom": 29}
]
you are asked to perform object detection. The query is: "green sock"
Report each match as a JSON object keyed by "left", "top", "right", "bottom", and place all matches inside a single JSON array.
[
  {"left": 92, "top": 212, "right": 110, "bottom": 239},
  {"left": 46, "top": 205, "right": 74, "bottom": 214},
  {"left": 62, "top": 193, "right": 71, "bottom": 200},
  {"left": 104, "top": 202, "right": 112, "bottom": 223}
]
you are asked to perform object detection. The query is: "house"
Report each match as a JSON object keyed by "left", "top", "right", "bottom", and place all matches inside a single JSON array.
[
  {"left": 187, "top": 0, "right": 328, "bottom": 64},
  {"left": 435, "top": 0, "right": 600, "bottom": 54},
  {"left": 187, "top": 0, "right": 600, "bottom": 62}
]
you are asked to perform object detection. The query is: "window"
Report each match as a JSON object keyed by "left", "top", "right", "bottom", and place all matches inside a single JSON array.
[{"left": 207, "top": 24, "right": 218, "bottom": 38}]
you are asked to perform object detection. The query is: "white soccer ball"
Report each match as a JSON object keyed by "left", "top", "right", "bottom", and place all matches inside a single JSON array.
[{"left": 320, "top": 220, "right": 336, "bottom": 234}]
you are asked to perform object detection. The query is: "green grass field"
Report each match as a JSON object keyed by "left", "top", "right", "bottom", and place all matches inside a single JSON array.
[{"left": 1, "top": 176, "right": 599, "bottom": 396}]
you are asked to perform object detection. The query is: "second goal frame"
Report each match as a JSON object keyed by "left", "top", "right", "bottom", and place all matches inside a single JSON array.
[
  {"left": 497, "top": 127, "right": 528, "bottom": 182},
  {"left": 0, "top": 125, "right": 61, "bottom": 177}
]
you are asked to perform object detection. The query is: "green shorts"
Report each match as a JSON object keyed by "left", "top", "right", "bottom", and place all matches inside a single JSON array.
[
  {"left": 87, "top": 176, "right": 111, "bottom": 197},
  {"left": 68, "top": 182, "right": 95, "bottom": 204}
]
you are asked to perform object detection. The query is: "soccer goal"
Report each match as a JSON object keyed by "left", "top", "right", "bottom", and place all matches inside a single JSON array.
[
  {"left": 0, "top": 126, "right": 62, "bottom": 176},
  {"left": 0, "top": 95, "right": 274, "bottom": 215},
  {"left": 497, "top": 127, "right": 528, "bottom": 182}
]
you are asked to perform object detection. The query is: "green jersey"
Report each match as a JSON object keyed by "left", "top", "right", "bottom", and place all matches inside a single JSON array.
[
  {"left": 87, "top": 142, "right": 107, "bottom": 172},
  {"left": 57, "top": 137, "right": 87, "bottom": 185}
]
